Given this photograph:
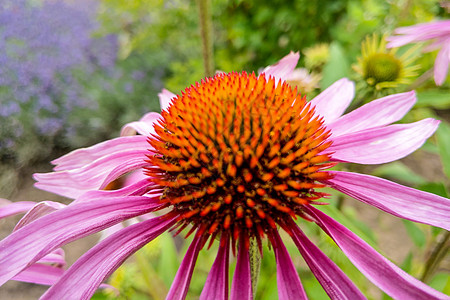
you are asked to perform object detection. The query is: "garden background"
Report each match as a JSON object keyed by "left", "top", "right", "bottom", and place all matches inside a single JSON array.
[{"left": 0, "top": 0, "right": 449, "bottom": 299}]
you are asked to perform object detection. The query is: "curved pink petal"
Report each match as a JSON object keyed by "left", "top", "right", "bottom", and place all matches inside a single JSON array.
[
  {"left": 329, "top": 91, "right": 416, "bottom": 137},
  {"left": 434, "top": 39, "right": 450, "bottom": 86},
  {"left": 37, "top": 251, "right": 66, "bottom": 266},
  {"left": 329, "top": 118, "right": 440, "bottom": 164},
  {"left": 326, "top": 171, "right": 450, "bottom": 230},
  {"left": 0, "top": 195, "right": 160, "bottom": 285},
  {"left": 200, "top": 236, "right": 229, "bottom": 300},
  {"left": 387, "top": 20, "right": 450, "bottom": 48},
  {"left": 75, "top": 178, "right": 158, "bottom": 204},
  {"left": 272, "top": 231, "right": 307, "bottom": 300},
  {"left": 309, "top": 78, "right": 355, "bottom": 124},
  {"left": 12, "top": 264, "right": 64, "bottom": 286},
  {"left": 231, "top": 240, "right": 252, "bottom": 300},
  {"left": 0, "top": 201, "right": 36, "bottom": 219},
  {"left": 34, "top": 149, "right": 150, "bottom": 198},
  {"left": 120, "top": 112, "right": 161, "bottom": 136},
  {"left": 51, "top": 135, "right": 148, "bottom": 171},
  {"left": 14, "top": 201, "right": 66, "bottom": 231},
  {"left": 305, "top": 206, "right": 448, "bottom": 299},
  {"left": 260, "top": 51, "right": 300, "bottom": 83},
  {"left": 288, "top": 221, "right": 366, "bottom": 299},
  {"left": 159, "top": 89, "right": 177, "bottom": 111},
  {"left": 166, "top": 234, "right": 203, "bottom": 300},
  {"left": 40, "top": 215, "right": 175, "bottom": 300}
]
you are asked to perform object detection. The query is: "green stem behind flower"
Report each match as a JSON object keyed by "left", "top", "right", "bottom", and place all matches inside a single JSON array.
[
  {"left": 421, "top": 230, "right": 450, "bottom": 283},
  {"left": 249, "top": 238, "right": 261, "bottom": 298},
  {"left": 197, "top": 0, "right": 214, "bottom": 78}
]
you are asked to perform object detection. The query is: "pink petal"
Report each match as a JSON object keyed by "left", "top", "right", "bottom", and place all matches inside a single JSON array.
[
  {"left": 434, "top": 39, "right": 450, "bottom": 86},
  {"left": 260, "top": 52, "right": 300, "bottom": 83},
  {"left": 75, "top": 178, "right": 158, "bottom": 204},
  {"left": 231, "top": 240, "right": 252, "bottom": 300},
  {"left": 14, "top": 201, "right": 66, "bottom": 231},
  {"left": 329, "top": 91, "right": 416, "bottom": 137},
  {"left": 166, "top": 235, "right": 203, "bottom": 300},
  {"left": 0, "top": 201, "right": 36, "bottom": 219},
  {"left": 34, "top": 149, "right": 150, "bottom": 198},
  {"left": 159, "top": 89, "right": 177, "bottom": 111},
  {"left": 37, "top": 250, "right": 66, "bottom": 266},
  {"left": 272, "top": 231, "right": 307, "bottom": 300},
  {"left": 326, "top": 171, "right": 450, "bottom": 230},
  {"left": 289, "top": 222, "right": 366, "bottom": 299},
  {"left": 40, "top": 215, "right": 175, "bottom": 300},
  {"left": 387, "top": 20, "right": 450, "bottom": 48},
  {"left": 305, "top": 206, "right": 448, "bottom": 299},
  {"left": 51, "top": 135, "right": 148, "bottom": 171},
  {"left": 120, "top": 112, "right": 161, "bottom": 136},
  {"left": 309, "top": 78, "right": 355, "bottom": 124},
  {"left": 329, "top": 118, "right": 440, "bottom": 164},
  {"left": 12, "top": 264, "right": 64, "bottom": 286},
  {"left": 200, "top": 236, "right": 229, "bottom": 300},
  {"left": 0, "top": 195, "right": 160, "bottom": 285}
]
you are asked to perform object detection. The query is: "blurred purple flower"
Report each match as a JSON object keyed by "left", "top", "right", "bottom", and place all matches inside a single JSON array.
[{"left": 0, "top": 0, "right": 117, "bottom": 153}]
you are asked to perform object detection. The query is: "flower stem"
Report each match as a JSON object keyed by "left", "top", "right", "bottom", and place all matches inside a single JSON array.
[
  {"left": 249, "top": 238, "right": 261, "bottom": 298},
  {"left": 197, "top": 0, "right": 214, "bottom": 78},
  {"left": 421, "top": 230, "right": 450, "bottom": 283}
]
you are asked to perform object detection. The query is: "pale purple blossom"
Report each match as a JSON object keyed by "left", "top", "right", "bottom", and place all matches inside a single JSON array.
[{"left": 387, "top": 20, "right": 450, "bottom": 85}]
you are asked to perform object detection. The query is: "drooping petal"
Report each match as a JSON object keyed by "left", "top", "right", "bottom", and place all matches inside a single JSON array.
[
  {"left": 0, "top": 196, "right": 160, "bottom": 285},
  {"left": 386, "top": 20, "right": 450, "bottom": 48},
  {"left": 231, "top": 239, "right": 252, "bottom": 300},
  {"left": 200, "top": 236, "right": 229, "bottom": 300},
  {"left": 329, "top": 118, "right": 440, "bottom": 164},
  {"left": 305, "top": 206, "right": 449, "bottom": 300},
  {"left": 34, "top": 149, "right": 150, "bottom": 198},
  {"left": 0, "top": 200, "right": 36, "bottom": 219},
  {"left": 36, "top": 250, "right": 66, "bottom": 266},
  {"left": 120, "top": 112, "right": 161, "bottom": 136},
  {"left": 272, "top": 231, "right": 307, "bottom": 300},
  {"left": 260, "top": 51, "right": 300, "bottom": 83},
  {"left": 326, "top": 171, "right": 450, "bottom": 230},
  {"left": 434, "top": 39, "right": 450, "bottom": 86},
  {"left": 288, "top": 221, "right": 366, "bottom": 299},
  {"left": 51, "top": 135, "right": 148, "bottom": 171},
  {"left": 328, "top": 91, "right": 416, "bottom": 137},
  {"left": 166, "top": 234, "right": 203, "bottom": 300},
  {"left": 40, "top": 215, "right": 176, "bottom": 300},
  {"left": 14, "top": 201, "right": 66, "bottom": 231},
  {"left": 309, "top": 78, "right": 355, "bottom": 124},
  {"left": 12, "top": 264, "right": 64, "bottom": 286},
  {"left": 159, "top": 89, "right": 177, "bottom": 111},
  {"left": 75, "top": 178, "right": 158, "bottom": 204}
]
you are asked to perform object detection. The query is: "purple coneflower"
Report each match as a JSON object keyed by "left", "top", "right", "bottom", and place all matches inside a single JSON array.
[
  {"left": 387, "top": 19, "right": 450, "bottom": 86},
  {"left": 0, "top": 53, "right": 449, "bottom": 299}
]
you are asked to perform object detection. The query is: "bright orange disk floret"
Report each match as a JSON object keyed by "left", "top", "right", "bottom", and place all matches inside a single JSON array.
[{"left": 146, "top": 72, "right": 334, "bottom": 248}]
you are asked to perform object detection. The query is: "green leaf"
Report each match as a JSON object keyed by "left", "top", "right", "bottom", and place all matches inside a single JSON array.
[
  {"left": 402, "top": 220, "right": 426, "bottom": 248},
  {"left": 436, "top": 121, "right": 450, "bottom": 179},
  {"left": 401, "top": 251, "right": 413, "bottom": 273},
  {"left": 372, "top": 162, "right": 426, "bottom": 185},
  {"left": 320, "top": 42, "right": 350, "bottom": 89},
  {"left": 418, "top": 182, "right": 448, "bottom": 198},
  {"left": 416, "top": 91, "right": 450, "bottom": 110},
  {"left": 316, "top": 204, "right": 378, "bottom": 248},
  {"left": 156, "top": 232, "right": 179, "bottom": 288},
  {"left": 429, "top": 272, "right": 450, "bottom": 294}
]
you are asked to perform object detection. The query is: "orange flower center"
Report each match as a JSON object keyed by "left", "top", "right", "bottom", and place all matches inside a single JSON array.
[{"left": 147, "top": 72, "right": 334, "bottom": 247}]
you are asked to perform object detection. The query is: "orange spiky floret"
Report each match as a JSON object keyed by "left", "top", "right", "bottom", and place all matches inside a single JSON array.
[{"left": 146, "top": 72, "right": 334, "bottom": 245}]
